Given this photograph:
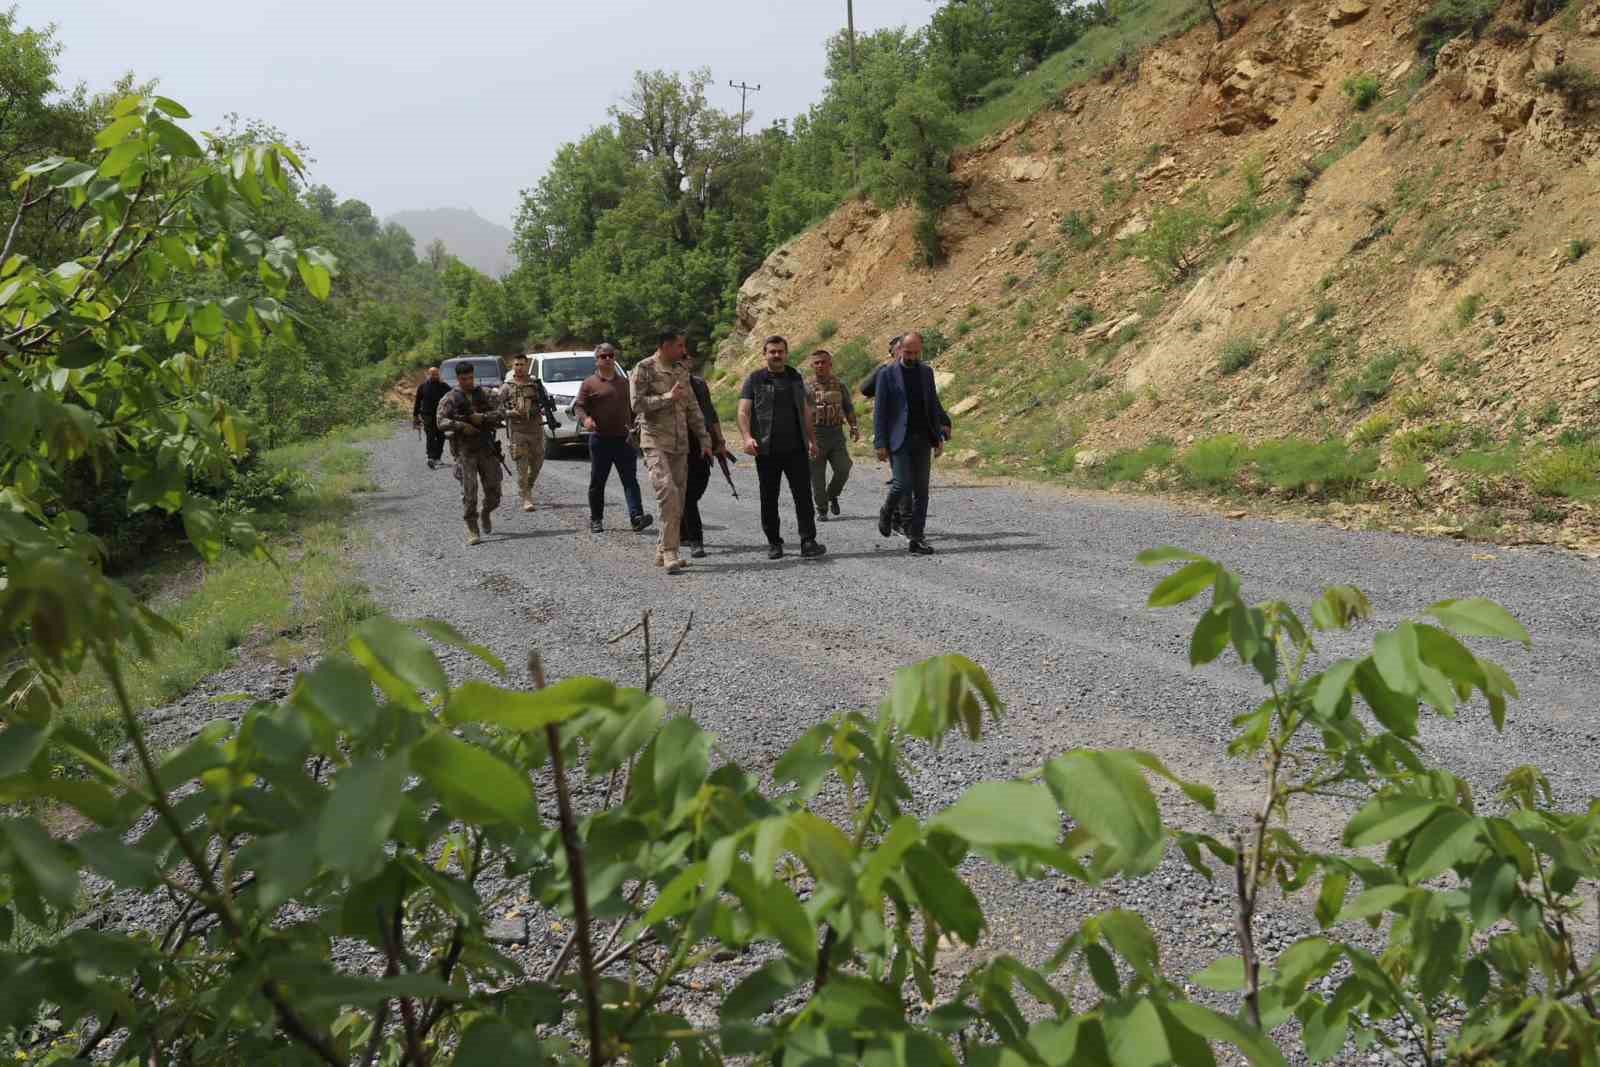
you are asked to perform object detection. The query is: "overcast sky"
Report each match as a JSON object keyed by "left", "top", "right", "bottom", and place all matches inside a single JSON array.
[{"left": 28, "top": 1, "right": 935, "bottom": 227}]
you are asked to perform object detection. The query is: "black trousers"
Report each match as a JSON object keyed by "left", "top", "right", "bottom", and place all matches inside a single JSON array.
[
  {"left": 422, "top": 417, "right": 445, "bottom": 462},
  {"left": 681, "top": 453, "right": 711, "bottom": 545},
  {"left": 884, "top": 438, "right": 933, "bottom": 539},
  {"left": 587, "top": 434, "right": 645, "bottom": 521},
  {"left": 756, "top": 448, "right": 816, "bottom": 546}
]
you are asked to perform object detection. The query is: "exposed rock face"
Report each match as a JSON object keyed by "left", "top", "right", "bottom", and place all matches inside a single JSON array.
[
  {"left": 1001, "top": 157, "right": 1052, "bottom": 182},
  {"left": 1327, "top": 0, "right": 1369, "bottom": 27}
]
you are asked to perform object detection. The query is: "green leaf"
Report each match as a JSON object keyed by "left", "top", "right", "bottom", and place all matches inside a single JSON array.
[
  {"left": 411, "top": 730, "right": 537, "bottom": 826},
  {"left": 1084, "top": 942, "right": 1121, "bottom": 995},
  {"left": 1099, "top": 909, "right": 1160, "bottom": 980},
  {"left": 1315, "top": 871, "right": 1349, "bottom": 928},
  {"left": 0, "top": 723, "right": 48, "bottom": 777},
  {"left": 190, "top": 302, "right": 225, "bottom": 338},
  {"left": 1339, "top": 884, "right": 1412, "bottom": 922},
  {"left": 1188, "top": 607, "right": 1231, "bottom": 666},
  {"left": 409, "top": 617, "right": 505, "bottom": 674},
  {"left": 1043, "top": 751, "right": 1164, "bottom": 877},
  {"left": 1372, "top": 623, "right": 1421, "bottom": 695},
  {"left": 1164, "top": 1000, "right": 1290, "bottom": 1067},
  {"left": 784, "top": 811, "right": 856, "bottom": 888},
  {"left": 1104, "top": 997, "right": 1168, "bottom": 1067},
  {"left": 453, "top": 1019, "right": 544, "bottom": 1064},
  {"left": 1126, "top": 750, "right": 1215, "bottom": 811},
  {"left": 445, "top": 677, "right": 613, "bottom": 730},
  {"left": 1, "top": 817, "right": 78, "bottom": 907},
  {"left": 75, "top": 829, "right": 161, "bottom": 891},
  {"left": 1147, "top": 560, "right": 1218, "bottom": 607},
  {"left": 1402, "top": 810, "right": 1482, "bottom": 883},
  {"left": 316, "top": 756, "right": 408, "bottom": 873},
  {"left": 291, "top": 655, "right": 379, "bottom": 734},
  {"left": 149, "top": 117, "right": 202, "bottom": 159},
  {"left": 904, "top": 845, "right": 984, "bottom": 945},
  {"left": 1190, "top": 956, "right": 1246, "bottom": 991},
  {"left": 98, "top": 138, "right": 146, "bottom": 178},
  {"left": 730, "top": 868, "right": 816, "bottom": 965},
  {"left": 860, "top": 816, "right": 922, "bottom": 897},
  {"left": 297, "top": 253, "right": 332, "bottom": 300},
  {"left": 1343, "top": 795, "right": 1444, "bottom": 847},
  {"left": 721, "top": 958, "right": 804, "bottom": 1022},
  {"left": 349, "top": 617, "right": 448, "bottom": 701},
  {"left": 930, "top": 780, "right": 1059, "bottom": 851},
  {"left": 1469, "top": 856, "right": 1517, "bottom": 930},
  {"left": 152, "top": 96, "right": 193, "bottom": 118},
  {"left": 1136, "top": 546, "right": 1207, "bottom": 566},
  {"left": 1425, "top": 598, "right": 1530, "bottom": 646}
]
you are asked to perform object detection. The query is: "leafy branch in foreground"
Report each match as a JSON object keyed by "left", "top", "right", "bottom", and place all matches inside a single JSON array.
[
  {"left": 5, "top": 545, "right": 1593, "bottom": 1064},
  {"left": 2, "top": 91, "right": 337, "bottom": 735}
]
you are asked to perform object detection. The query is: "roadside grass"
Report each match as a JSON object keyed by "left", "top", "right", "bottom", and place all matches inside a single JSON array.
[
  {"left": 958, "top": 0, "right": 1205, "bottom": 144},
  {"left": 56, "top": 422, "right": 388, "bottom": 742}
]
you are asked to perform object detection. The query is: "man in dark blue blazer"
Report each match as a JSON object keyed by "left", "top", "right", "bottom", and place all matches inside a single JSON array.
[{"left": 871, "top": 331, "right": 947, "bottom": 555}]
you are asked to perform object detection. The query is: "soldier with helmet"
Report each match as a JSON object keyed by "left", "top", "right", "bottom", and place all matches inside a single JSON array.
[
  {"left": 434, "top": 363, "right": 506, "bottom": 546},
  {"left": 500, "top": 353, "right": 550, "bottom": 512}
]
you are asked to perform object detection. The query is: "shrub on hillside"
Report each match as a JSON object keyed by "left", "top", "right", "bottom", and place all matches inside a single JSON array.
[
  {"left": 1250, "top": 437, "right": 1378, "bottom": 495},
  {"left": 1339, "top": 349, "right": 1407, "bottom": 409},
  {"left": 1178, "top": 434, "right": 1247, "bottom": 489},
  {"left": 1341, "top": 73, "right": 1381, "bottom": 110},
  {"left": 1133, "top": 196, "right": 1212, "bottom": 284},
  {"left": 1415, "top": 0, "right": 1499, "bottom": 61},
  {"left": 1524, "top": 443, "right": 1600, "bottom": 498},
  {"left": 1536, "top": 64, "right": 1600, "bottom": 110},
  {"left": 1218, "top": 336, "right": 1261, "bottom": 375},
  {"left": 1100, "top": 441, "right": 1176, "bottom": 483},
  {"left": 816, "top": 319, "right": 838, "bottom": 341},
  {"left": 829, "top": 338, "right": 876, "bottom": 391},
  {"left": 1068, "top": 303, "right": 1097, "bottom": 332}
]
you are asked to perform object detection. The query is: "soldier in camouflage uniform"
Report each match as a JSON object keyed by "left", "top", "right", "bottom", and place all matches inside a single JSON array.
[
  {"left": 499, "top": 354, "right": 549, "bottom": 512},
  {"left": 433, "top": 363, "right": 505, "bottom": 545},
  {"left": 805, "top": 348, "right": 860, "bottom": 522},
  {"left": 632, "top": 327, "right": 711, "bottom": 574}
]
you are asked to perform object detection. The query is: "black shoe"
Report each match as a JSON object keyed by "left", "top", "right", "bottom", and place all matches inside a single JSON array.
[
  {"left": 800, "top": 539, "right": 826, "bottom": 559},
  {"left": 480, "top": 509, "right": 493, "bottom": 535},
  {"left": 426, "top": 459, "right": 436, "bottom": 469},
  {"left": 767, "top": 543, "right": 784, "bottom": 560},
  {"left": 689, "top": 542, "right": 707, "bottom": 558},
  {"left": 631, "top": 513, "right": 654, "bottom": 532},
  {"left": 830, "top": 496, "right": 840, "bottom": 516},
  {"left": 816, "top": 510, "right": 829, "bottom": 523},
  {"left": 908, "top": 539, "right": 935, "bottom": 555},
  {"left": 878, "top": 508, "right": 893, "bottom": 538},
  {"left": 590, "top": 519, "right": 603, "bottom": 533},
  {"left": 890, "top": 515, "right": 906, "bottom": 536}
]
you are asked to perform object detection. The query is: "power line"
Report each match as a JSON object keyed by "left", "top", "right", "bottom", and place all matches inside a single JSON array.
[{"left": 728, "top": 80, "right": 762, "bottom": 140}]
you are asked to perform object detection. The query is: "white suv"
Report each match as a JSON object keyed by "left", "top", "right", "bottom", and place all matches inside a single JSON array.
[{"left": 532, "top": 350, "right": 625, "bottom": 447}]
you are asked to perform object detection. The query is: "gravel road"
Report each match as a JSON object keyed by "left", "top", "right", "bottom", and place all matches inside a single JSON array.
[{"left": 348, "top": 423, "right": 1600, "bottom": 1058}]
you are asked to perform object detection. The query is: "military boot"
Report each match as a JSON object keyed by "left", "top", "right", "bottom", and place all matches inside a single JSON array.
[
  {"left": 663, "top": 554, "right": 687, "bottom": 575},
  {"left": 480, "top": 506, "right": 493, "bottom": 535},
  {"left": 465, "top": 517, "right": 481, "bottom": 546}
]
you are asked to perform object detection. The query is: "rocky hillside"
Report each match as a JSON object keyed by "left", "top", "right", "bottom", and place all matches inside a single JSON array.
[{"left": 712, "top": 0, "right": 1600, "bottom": 550}]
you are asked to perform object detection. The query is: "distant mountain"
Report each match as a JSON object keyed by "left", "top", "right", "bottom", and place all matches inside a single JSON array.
[{"left": 387, "top": 207, "right": 515, "bottom": 277}]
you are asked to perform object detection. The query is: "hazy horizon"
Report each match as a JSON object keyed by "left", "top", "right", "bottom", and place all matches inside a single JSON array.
[{"left": 26, "top": 1, "right": 935, "bottom": 228}]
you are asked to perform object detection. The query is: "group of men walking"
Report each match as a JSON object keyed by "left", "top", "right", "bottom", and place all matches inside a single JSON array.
[{"left": 410, "top": 327, "right": 949, "bottom": 567}]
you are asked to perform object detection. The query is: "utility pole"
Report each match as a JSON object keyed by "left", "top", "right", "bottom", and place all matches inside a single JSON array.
[
  {"left": 846, "top": 0, "right": 858, "bottom": 181},
  {"left": 728, "top": 80, "right": 761, "bottom": 140}
]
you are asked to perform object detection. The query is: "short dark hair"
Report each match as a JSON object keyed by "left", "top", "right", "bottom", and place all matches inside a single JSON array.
[
  {"left": 888, "top": 335, "right": 902, "bottom": 355},
  {"left": 456, "top": 363, "right": 474, "bottom": 375},
  {"left": 810, "top": 349, "right": 831, "bottom": 360},
  {"left": 763, "top": 335, "right": 788, "bottom": 351},
  {"left": 658, "top": 327, "right": 685, "bottom": 347}
]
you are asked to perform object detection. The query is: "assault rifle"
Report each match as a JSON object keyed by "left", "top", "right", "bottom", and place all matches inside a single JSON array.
[{"left": 535, "top": 380, "right": 560, "bottom": 433}]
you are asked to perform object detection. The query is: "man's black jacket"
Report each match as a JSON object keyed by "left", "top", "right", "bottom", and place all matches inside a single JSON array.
[{"left": 413, "top": 378, "right": 451, "bottom": 421}]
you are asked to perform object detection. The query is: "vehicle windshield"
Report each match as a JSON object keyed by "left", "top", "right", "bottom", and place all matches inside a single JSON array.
[
  {"left": 443, "top": 359, "right": 502, "bottom": 385},
  {"left": 540, "top": 356, "right": 596, "bottom": 384}
]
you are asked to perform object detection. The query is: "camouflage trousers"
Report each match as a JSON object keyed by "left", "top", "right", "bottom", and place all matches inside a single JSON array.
[
  {"left": 509, "top": 428, "right": 545, "bottom": 504},
  {"left": 643, "top": 448, "right": 688, "bottom": 559},
  {"left": 453, "top": 446, "right": 503, "bottom": 523}
]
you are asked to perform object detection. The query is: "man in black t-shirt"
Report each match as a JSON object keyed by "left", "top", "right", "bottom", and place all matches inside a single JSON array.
[{"left": 736, "top": 336, "right": 826, "bottom": 561}]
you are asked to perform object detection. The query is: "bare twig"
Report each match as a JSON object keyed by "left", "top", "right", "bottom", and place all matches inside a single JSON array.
[
  {"left": 0, "top": 176, "right": 42, "bottom": 264},
  {"left": 380, "top": 905, "right": 425, "bottom": 1066},
  {"left": 814, "top": 925, "right": 838, "bottom": 993},
  {"left": 1232, "top": 839, "right": 1262, "bottom": 1030},
  {"left": 648, "top": 611, "right": 695, "bottom": 690},
  {"left": 533, "top": 650, "right": 606, "bottom": 1066}
]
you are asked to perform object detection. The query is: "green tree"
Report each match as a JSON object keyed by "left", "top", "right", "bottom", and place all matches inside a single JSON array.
[{"left": 870, "top": 80, "right": 961, "bottom": 266}]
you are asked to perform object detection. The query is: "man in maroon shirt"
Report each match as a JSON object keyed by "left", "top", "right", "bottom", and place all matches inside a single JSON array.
[{"left": 573, "top": 343, "right": 652, "bottom": 535}]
